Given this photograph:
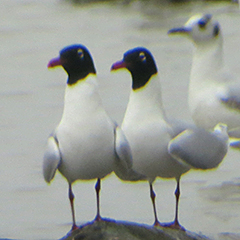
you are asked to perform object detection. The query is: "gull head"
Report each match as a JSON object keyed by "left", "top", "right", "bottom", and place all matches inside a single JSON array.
[
  {"left": 111, "top": 47, "right": 158, "bottom": 90},
  {"left": 168, "top": 14, "right": 221, "bottom": 46},
  {"left": 48, "top": 44, "right": 96, "bottom": 85}
]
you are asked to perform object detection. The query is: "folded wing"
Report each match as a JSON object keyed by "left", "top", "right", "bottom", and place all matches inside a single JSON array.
[
  {"left": 43, "top": 134, "right": 61, "bottom": 183},
  {"left": 168, "top": 124, "right": 229, "bottom": 169},
  {"left": 114, "top": 125, "right": 146, "bottom": 181}
]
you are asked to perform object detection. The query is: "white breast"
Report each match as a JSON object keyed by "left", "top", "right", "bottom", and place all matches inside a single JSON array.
[
  {"left": 56, "top": 75, "right": 115, "bottom": 182},
  {"left": 122, "top": 75, "right": 189, "bottom": 180}
]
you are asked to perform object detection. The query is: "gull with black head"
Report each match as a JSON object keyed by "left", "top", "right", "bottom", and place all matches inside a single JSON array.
[
  {"left": 111, "top": 47, "right": 229, "bottom": 230},
  {"left": 43, "top": 44, "right": 136, "bottom": 231}
]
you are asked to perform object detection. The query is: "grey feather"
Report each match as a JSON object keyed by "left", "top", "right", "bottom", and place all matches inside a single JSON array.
[
  {"left": 220, "top": 84, "right": 240, "bottom": 111},
  {"left": 228, "top": 127, "right": 240, "bottom": 138},
  {"left": 43, "top": 134, "right": 61, "bottom": 183},
  {"left": 168, "top": 124, "right": 229, "bottom": 170},
  {"left": 113, "top": 125, "right": 146, "bottom": 181}
]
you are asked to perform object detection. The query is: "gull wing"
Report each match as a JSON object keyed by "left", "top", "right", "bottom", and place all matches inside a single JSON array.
[
  {"left": 219, "top": 83, "right": 240, "bottom": 142},
  {"left": 114, "top": 125, "right": 146, "bottom": 181},
  {"left": 168, "top": 124, "right": 229, "bottom": 170},
  {"left": 114, "top": 125, "right": 132, "bottom": 169},
  {"left": 228, "top": 127, "right": 240, "bottom": 138},
  {"left": 166, "top": 117, "right": 196, "bottom": 137},
  {"left": 43, "top": 133, "right": 61, "bottom": 183},
  {"left": 219, "top": 84, "right": 240, "bottom": 111},
  {"left": 228, "top": 127, "right": 240, "bottom": 148}
]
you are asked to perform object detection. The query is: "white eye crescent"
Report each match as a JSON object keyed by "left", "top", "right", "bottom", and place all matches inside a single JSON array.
[
  {"left": 77, "top": 49, "right": 84, "bottom": 59},
  {"left": 139, "top": 52, "right": 146, "bottom": 62}
]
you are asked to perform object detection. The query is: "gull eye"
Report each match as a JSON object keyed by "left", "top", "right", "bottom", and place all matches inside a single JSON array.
[
  {"left": 213, "top": 24, "right": 220, "bottom": 37},
  {"left": 198, "top": 14, "right": 212, "bottom": 29},
  {"left": 77, "top": 49, "right": 84, "bottom": 59},
  {"left": 139, "top": 52, "right": 146, "bottom": 62},
  {"left": 198, "top": 20, "right": 207, "bottom": 29}
]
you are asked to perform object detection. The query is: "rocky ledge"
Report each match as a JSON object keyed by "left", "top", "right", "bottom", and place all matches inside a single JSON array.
[{"left": 61, "top": 219, "right": 210, "bottom": 240}]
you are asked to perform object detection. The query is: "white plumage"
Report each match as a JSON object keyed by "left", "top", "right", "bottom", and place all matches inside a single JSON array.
[
  {"left": 168, "top": 14, "right": 240, "bottom": 138},
  {"left": 43, "top": 44, "right": 135, "bottom": 230},
  {"left": 111, "top": 46, "right": 229, "bottom": 230}
]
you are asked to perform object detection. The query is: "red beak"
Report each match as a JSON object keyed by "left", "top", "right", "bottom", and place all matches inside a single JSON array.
[
  {"left": 111, "top": 60, "right": 127, "bottom": 71},
  {"left": 47, "top": 56, "right": 62, "bottom": 68}
]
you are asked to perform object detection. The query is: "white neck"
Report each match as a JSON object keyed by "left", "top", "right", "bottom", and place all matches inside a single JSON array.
[
  {"left": 188, "top": 36, "right": 225, "bottom": 123},
  {"left": 190, "top": 37, "right": 223, "bottom": 84},
  {"left": 61, "top": 74, "right": 103, "bottom": 122},
  {"left": 123, "top": 74, "right": 166, "bottom": 124}
]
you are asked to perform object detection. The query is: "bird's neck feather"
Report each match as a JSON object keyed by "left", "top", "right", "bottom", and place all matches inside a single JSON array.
[
  {"left": 188, "top": 39, "right": 224, "bottom": 122},
  {"left": 124, "top": 74, "right": 166, "bottom": 119},
  {"left": 191, "top": 39, "right": 223, "bottom": 83},
  {"left": 62, "top": 74, "right": 102, "bottom": 118}
]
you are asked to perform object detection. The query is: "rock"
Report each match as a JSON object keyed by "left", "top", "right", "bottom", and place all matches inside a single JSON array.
[{"left": 60, "top": 219, "right": 211, "bottom": 240}]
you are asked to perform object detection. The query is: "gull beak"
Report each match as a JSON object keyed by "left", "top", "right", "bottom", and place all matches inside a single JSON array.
[
  {"left": 47, "top": 56, "right": 62, "bottom": 68},
  {"left": 111, "top": 60, "right": 127, "bottom": 71},
  {"left": 168, "top": 27, "right": 190, "bottom": 35}
]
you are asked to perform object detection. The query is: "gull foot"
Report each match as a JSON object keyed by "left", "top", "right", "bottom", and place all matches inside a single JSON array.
[
  {"left": 161, "top": 221, "right": 185, "bottom": 231},
  {"left": 71, "top": 224, "right": 79, "bottom": 231},
  {"left": 94, "top": 214, "right": 103, "bottom": 222},
  {"left": 153, "top": 220, "right": 164, "bottom": 227}
]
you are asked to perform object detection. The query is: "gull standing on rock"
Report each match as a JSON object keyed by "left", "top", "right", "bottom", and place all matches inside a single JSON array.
[
  {"left": 168, "top": 14, "right": 240, "bottom": 142},
  {"left": 111, "top": 47, "right": 229, "bottom": 230},
  {"left": 43, "top": 44, "right": 136, "bottom": 231},
  {"left": 112, "top": 47, "right": 186, "bottom": 230}
]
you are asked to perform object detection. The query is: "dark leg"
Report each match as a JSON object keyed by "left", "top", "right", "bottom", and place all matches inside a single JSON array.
[
  {"left": 149, "top": 182, "right": 162, "bottom": 227},
  {"left": 162, "top": 177, "right": 185, "bottom": 230},
  {"left": 94, "top": 178, "right": 102, "bottom": 221},
  {"left": 173, "top": 178, "right": 181, "bottom": 227},
  {"left": 68, "top": 183, "right": 78, "bottom": 231}
]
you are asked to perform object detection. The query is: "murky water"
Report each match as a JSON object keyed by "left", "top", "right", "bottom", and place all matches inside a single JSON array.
[{"left": 0, "top": 0, "right": 240, "bottom": 239}]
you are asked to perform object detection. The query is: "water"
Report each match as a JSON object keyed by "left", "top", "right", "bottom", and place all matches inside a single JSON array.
[{"left": 0, "top": 0, "right": 240, "bottom": 239}]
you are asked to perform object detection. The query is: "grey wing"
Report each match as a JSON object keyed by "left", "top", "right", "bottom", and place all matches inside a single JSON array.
[
  {"left": 43, "top": 134, "right": 61, "bottom": 183},
  {"left": 228, "top": 127, "right": 240, "bottom": 148},
  {"left": 168, "top": 125, "right": 228, "bottom": 170},
  {"left": 228, "top": 127, "right": 240, "bottom": 138},
  {"left": 229, "top": 138, "right": 240, "bottom": 148},
  {"left": 114, "top": 125, "right": 132, "bottom": 170},
  {"left": 219, "top": 84, "right": 240, "bottom": 111},
  {"left": 166, "top": 117, "right": 196, "bottom": 138},
  {"left": 114, "top": 125, "right": 146, "bottom": 181}
]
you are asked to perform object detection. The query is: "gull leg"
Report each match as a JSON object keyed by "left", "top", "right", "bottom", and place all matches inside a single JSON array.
[
  {"left": 162, "top": 177, "right": 185, "bottom": 230},
  {"left": 149, "top": 182, "right": 162, "bottom": 227},
  {"left": 94, "top": 178, "right": 102, "bottom": 221},
  {"left": 68, "top": 183, "right": 78, "bottom": 231},
  {"left": 174, "top": 178, "right": 181, "bottom": 227}
]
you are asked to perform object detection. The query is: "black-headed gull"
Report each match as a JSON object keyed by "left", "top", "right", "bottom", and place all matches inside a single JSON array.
[
  {"left": 43, "top": 44, "right": 137, "bottom": 231},
  {"left": 111, "top": 47, "right": 229, "bottom": 230},
  {"left": 168, "top": 14, "right": 240, "bottom": 139}
]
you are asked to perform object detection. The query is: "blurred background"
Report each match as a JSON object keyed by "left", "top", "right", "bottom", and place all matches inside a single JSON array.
[{"left": 0, "top": 0, "right": 239, "bottom": 239}]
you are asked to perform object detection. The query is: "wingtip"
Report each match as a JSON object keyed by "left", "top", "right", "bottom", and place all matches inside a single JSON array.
[
  {"left": 43, "top": 135, "right": 61, "bottom": 183},
  {"left": 43, "top": 166, "right": 56, "bottom": 183}
]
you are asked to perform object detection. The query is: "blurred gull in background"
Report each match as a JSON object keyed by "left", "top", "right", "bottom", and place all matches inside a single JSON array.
[{"left": 168, "top": 14, "right": 240, "bottom": 148}]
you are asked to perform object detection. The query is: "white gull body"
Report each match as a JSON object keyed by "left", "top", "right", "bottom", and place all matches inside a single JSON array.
[
  {"left": 168, "top": 14, "right": 240, "bottom": 140},
  {"left": 49, "top": 75, "right": 115, "bottom": 181},
  {"left": 121, "top": 74, "right": 189, "bottom": 180},
  {"left": 43, "top": 44, "right": 135, "bottom": 230},
  {"left": 111, "top": 47, "right": 229, "bottom": 229}
]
